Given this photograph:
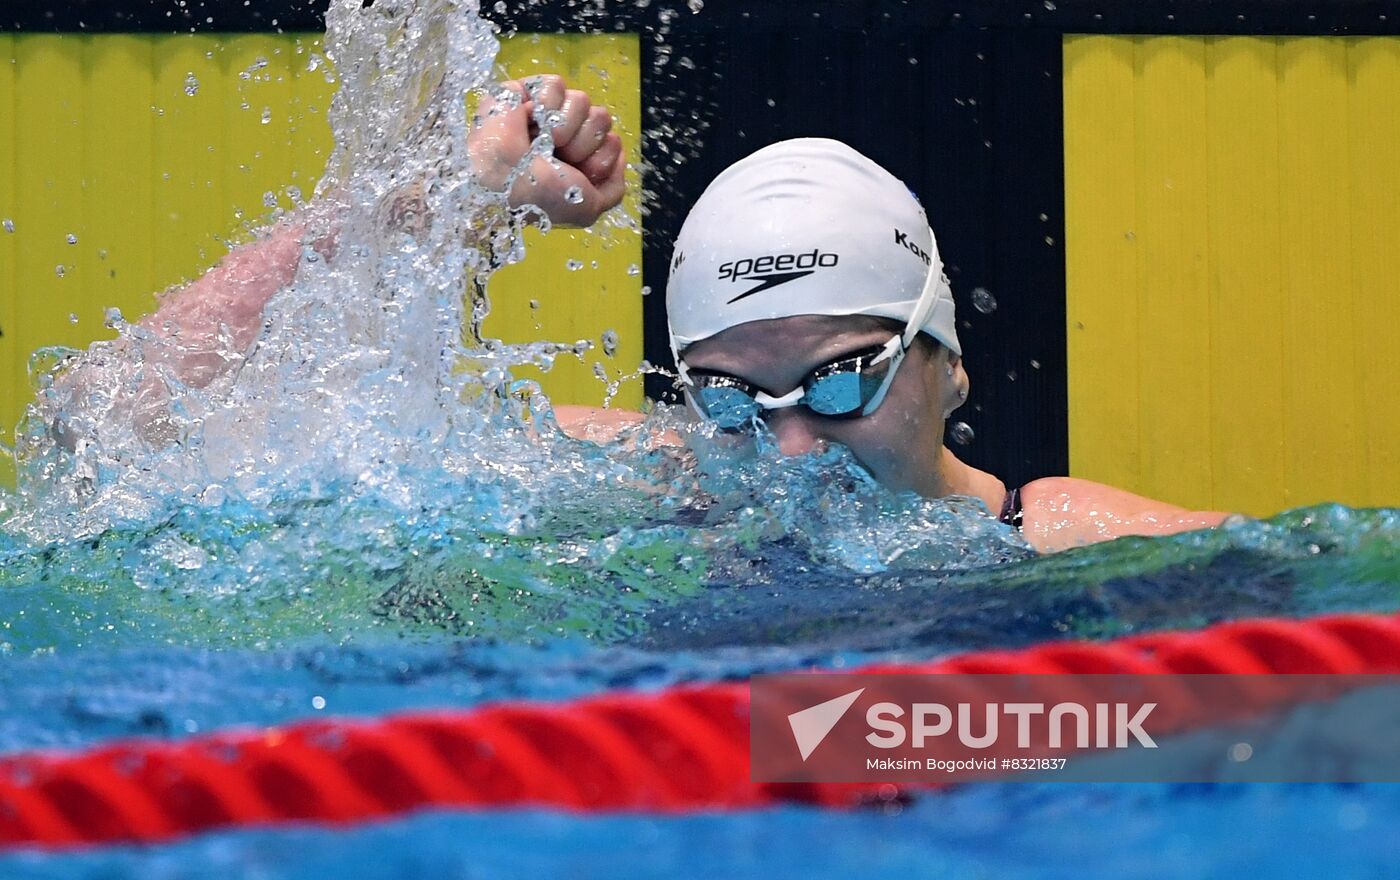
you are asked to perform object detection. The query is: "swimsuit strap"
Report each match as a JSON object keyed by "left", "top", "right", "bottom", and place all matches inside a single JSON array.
[{"left": 998, "top": 485, "right": 1024, "bottom": 531}]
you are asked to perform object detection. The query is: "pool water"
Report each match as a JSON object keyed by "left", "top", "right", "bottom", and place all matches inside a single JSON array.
[
  {"left": 0, "top": 784, "right": 1395, "bottom": 879},
  {"left": 1, "top": 1, "right": 1398, "bottom": 875},
  {"left": 0, "top": 505, "right": 1396, "bottom": 878}
]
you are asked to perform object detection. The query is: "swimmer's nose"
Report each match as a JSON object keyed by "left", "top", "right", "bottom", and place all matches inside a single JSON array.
[{"left": 766, "top": 410, "right": 827, "bottom": 457}]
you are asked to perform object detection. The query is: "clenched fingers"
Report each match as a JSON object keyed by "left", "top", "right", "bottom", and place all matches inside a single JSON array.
[
  {"left": 557, "top": 104, "right": 614, "bottom": 167},
  {"left": 577, "top": 131, "right": 624, "bottom": 190},
  {"left": 547, "top": 90, "right": 593, "bottom": 150},
  {"left": 521, "top": 74, "right": 566, "bottom": 119}
]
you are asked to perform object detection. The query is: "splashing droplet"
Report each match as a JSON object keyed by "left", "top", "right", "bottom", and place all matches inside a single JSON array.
[
  {"left": 641, "top": 285, "right": 653, "bottom": 297},
  {"left": 68, "top": 313, "right": 79, "bottom": 325},
  {"left": 627, "top": 264, "right": 640, "bottom": 276},
  {"left": 688, "top": 0, "right": 705, "bottom": 12},
  {"left": 563, "top": 186, "right": 584, "bottom": 205},
  {"left": 1, "top": 219, "right": 13, "bottom": 233},
  {"left": 260, "top": 107, "right": 273, "bottom": 125},
  {"left": 54, "top": 265, "right": 66, "bottom": 278},
  {"left": 65, "top": 233, "right": 78, "bottom": 245},
  {"left": 566, "top": 259, "right": 585, "bottom": 272},
  {"left": 263, "top": 191, "right": 279, "bottom": 208},
  {"left": 601, "top": 329, "right": 619, "bottom": 357},
  {"left": 183, "top": 72, "right": 200, "bottom": 96},
  {"left": 971, "top": 287, "right": 997, "bottom": 314},
  {"left": 103, "top": 307, "right": 124, "bottom": 329},
  {"left": 949, "top": 421, "right": 975, "bottom": 446}
]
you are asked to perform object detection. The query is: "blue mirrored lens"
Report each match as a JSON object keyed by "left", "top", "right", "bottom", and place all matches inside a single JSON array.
[
  {"left": 697, "top": 385, "right": 760, "bottom": 429},
  {"left": 805, "top": 360, "right": 888, "bottom": 416},
  {"left": 803, "top": 372, "right": 865, "bottom": 416}
]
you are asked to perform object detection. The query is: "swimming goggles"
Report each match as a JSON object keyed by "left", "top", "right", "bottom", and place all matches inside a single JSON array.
[
  {"left": 680, "top": 340, "right": 906, "bottom": 430},
  {"left": 676, "top": 258, "right": 945, "bottom": 431}
]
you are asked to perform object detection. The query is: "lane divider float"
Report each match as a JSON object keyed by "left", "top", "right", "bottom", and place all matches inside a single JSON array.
[{"left": 2, "top": 612, "right": 1398, "bottom": 848}]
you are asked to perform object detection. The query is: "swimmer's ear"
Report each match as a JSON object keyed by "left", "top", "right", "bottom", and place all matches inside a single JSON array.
[{"left": 940, "top": 349, "right": 970, "bottom": 419}]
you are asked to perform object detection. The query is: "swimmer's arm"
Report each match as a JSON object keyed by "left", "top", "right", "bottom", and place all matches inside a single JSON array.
[
  {"left": 38, "top": 218, "right": 339, "bottom": 449},
  {"left": 1018, "top": 477, "right": 1232, "bottom": 553},
  {"left": 134, "top": 217, "right": 334, "bottom": 387}
]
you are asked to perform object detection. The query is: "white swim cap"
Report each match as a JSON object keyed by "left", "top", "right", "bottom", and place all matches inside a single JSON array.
[{"left": 666, "top": 138, "right": 960, "bottom": 363}]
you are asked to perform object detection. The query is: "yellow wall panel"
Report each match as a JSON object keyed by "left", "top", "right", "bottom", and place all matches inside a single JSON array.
[
  {"left": 0, "top": 33, "right": 15, "bottom": 488},
  {"left": 1063, "top": 35, "right": 1142, "bottom": 495},
  {"left": 152, "top": 34, "right": 229, "bottom": 284},
  {"left": 221, "top": 34, "right": 297, "bottom": 227},
  {"left": 291, "top": 38, "right": 335, "bottom": 200},
  {"left": 1203, "top": 37, "right": 1286, "bottom": 516},
  {"left": 1132, "top": 37, "right": 1214, "bottom": 511},
  {"left": 0, "top": 32, "right": 642, "bottom": 490},
  {"left": 14, "top": 36, "right": 88, "bottom": 370},
  {"left": 1347, "top": 39, "right": 1400, "bottom": 508},
  {"left": 1276, "top": 38, "right": 1364, "bottom": 509},
  {"left": 84, "top": 36, "right": 156, "bottom": 335},
  {"left": 1065, "top": 35, "right": 1400, "bottom": 515}
]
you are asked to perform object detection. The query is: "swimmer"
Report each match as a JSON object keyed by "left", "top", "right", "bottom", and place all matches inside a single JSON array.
[
  {"left": 63, "top": 75, "right": 1227, "bottom": 553},
  {"left": 557, "top": 136, "right": 1231, "bottom": 552}
]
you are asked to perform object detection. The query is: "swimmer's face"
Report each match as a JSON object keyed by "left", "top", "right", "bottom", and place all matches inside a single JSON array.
[{"left": 680, "top": 315, "right": 970, "bottom": 495}]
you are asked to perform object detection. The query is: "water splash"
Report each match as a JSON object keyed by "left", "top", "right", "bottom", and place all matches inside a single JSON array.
[{"left": 0, "top": 0, "right": 1038, "bottom": 656}]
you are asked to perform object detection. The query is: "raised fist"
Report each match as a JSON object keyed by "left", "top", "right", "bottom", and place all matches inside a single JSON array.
[{"left": 468, "top": 74, "right": 627, "bottom": 228}]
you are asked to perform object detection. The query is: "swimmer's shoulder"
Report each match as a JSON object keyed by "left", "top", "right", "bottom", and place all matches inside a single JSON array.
[
  {"left": 553, "top": 405, "right": 646, "bottom": 442},
  {"left": 1016, "top": 476, "right": 1232, "bottom": 553},
  {"left": 553, "top": 405, "right": 684, "bottom": 446}
]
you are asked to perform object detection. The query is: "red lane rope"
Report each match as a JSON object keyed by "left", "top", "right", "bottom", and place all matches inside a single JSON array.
[{"left": 2, "top": 611, "right": 1398, "bottom": 848}]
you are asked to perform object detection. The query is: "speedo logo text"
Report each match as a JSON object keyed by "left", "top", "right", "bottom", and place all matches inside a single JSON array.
[{"left": 717, "top": 249, "right": 840, "bottom": 304}]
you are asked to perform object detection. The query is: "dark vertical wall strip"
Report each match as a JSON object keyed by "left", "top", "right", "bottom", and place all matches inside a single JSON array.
[{"left": 642, "top": 26, "right": 1067, "bottom": 487}]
